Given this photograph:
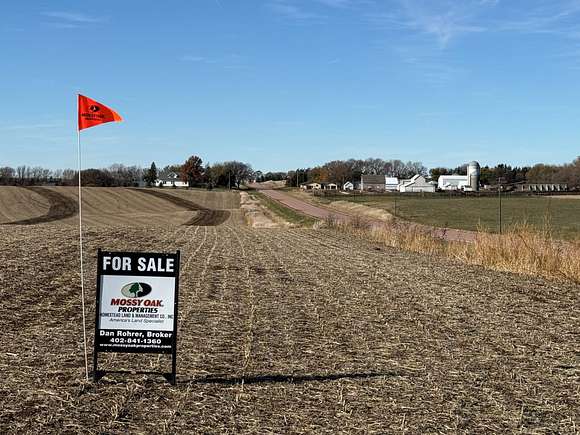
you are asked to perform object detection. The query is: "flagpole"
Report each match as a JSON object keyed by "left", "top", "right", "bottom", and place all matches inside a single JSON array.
[{"left": 77, "top": 95, "right": 89, "bottom": 381}]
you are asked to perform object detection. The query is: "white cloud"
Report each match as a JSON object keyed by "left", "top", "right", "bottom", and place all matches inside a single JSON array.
[
  {"left": 180, "top": 55, "right": 207, "bottom": 62},
  {"left": 397, "top": 0, "right": 492, "bottom": 48},
  {"left": 43, "top": 12, "right": 102, "bottom": 23}
]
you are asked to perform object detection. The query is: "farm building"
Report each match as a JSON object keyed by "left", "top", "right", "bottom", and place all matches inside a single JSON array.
[
  {"left": 361, "top": 175, "right": 387, "bottom": 191},
  {"left": 385, "top": 177, "right": 399, "bottom": 191},
  {"left": 399, "top": 175, "right": 436, "bottom": 193},
  {"left": 324, "top": 183, "right": 338, "bottom": 190},
  {"left": 155, "top": 172, "right": 188, "bottom": 188},
  {"left": 300, "top": 182, "right": 322, "bottom": 190},
  {"left": 438, "top": 175, "right": 470, "bottom": 191},
  {"left": 438, "top": 161, "right": 481, "bottom": 192},
  {"left": 342, "top": 181, "right": 354, "bottom": 191},
  {"left": 517, "top": 183, "right": 568, "bottom": 192}
]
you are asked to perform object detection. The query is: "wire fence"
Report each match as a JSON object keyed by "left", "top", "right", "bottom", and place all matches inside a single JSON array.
[{"left": 311, "top": 189, "right": 580, "bottom": 240}]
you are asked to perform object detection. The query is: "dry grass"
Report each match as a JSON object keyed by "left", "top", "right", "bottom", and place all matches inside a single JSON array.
[
  {"left": 326, "top": 215, "right": 580, "bottom": 284},
  {"left": 239, "top": 191, "right": 282, "bottom": 228}
]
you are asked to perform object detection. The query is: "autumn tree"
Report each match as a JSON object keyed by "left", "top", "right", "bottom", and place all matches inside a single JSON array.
[{"left": 181, "top": 155, "right": 204, "bottom": 187}]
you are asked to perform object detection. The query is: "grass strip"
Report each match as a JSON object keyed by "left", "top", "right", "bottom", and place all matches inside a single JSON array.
[{"left": 250, "top": 192, "right": 317, "bottom": 227}]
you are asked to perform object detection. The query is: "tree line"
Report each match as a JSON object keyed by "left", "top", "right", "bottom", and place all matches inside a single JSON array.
[
  {"left": 143, "top": 156, "right": 254, "bottom": 189},
  {"left": 2, "top": 155, "right": 578, "bottom": 188},
  {"left": 0, "top": 155, "right": 254, "bottom": 189},
  {"left": 429, "top": 157, "right": 580, "bottom": 187},
  {"left": 0, "top": 164, "right": 143, "bottom": 186},
  {"left": 283, "top": 158, "right": 428, "bottom": 187}
]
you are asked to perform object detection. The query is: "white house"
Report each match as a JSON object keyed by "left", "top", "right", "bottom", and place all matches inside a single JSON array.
[
  {"left": 342, "top": 181, "right": 354, "bottom": 191},
  {"left": 399, "top": 175, "right": 436, "bottom": 193},
  {"left": 155, "top": 172, "right": 189, "bottom": 188},
  {"left": 324, "top": 183, "right": 338, "bottom": 190},
  {"left": 438, "top": 175, "right": 470, "bottom": 191}
]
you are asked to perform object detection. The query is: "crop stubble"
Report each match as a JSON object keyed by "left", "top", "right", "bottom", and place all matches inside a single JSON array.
[{"left": 0, "top": 218, "right": 578, "bottom": 433}]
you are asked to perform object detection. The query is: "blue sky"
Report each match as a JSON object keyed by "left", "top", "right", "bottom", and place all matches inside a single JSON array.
[{"left": 1, "top": 0, "right": 580, "bottom": 172}]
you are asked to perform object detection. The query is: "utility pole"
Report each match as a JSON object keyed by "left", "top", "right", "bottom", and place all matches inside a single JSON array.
[
  {"left": 296, "top": 169, "right": 299, "bottom": 189},
  {"left": 497, "top": 177, "right": 505, "bottom": 234},
  {"left": 228, "top": 171, "right": 231, "bottom": 190},
  {"left": 499, "top": 185, "right": 502, "bottom": 234}
]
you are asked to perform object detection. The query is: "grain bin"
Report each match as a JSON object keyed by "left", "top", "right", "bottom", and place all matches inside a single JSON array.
[{"left": 467, "top": 161, "right": 480, "bottom": 191}]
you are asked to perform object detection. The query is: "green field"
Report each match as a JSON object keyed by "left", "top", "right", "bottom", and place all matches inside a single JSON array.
[{"left": 331, "top": 194, "right": 580, "bottom": 240}]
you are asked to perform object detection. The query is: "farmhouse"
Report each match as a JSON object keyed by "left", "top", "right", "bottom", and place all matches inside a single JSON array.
[
  {"left": 155, "top": 172, "right": 188, "bottom": 188},
  {"left": 342, "top": 181, "right": 354, "bottom": 191},
  {"left": 399, "top": 175, "right": 436, "bottom": 193}
]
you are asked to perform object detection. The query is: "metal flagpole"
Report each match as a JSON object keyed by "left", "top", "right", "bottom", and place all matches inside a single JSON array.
[{"left": 77, "top": 95, "right": 89, "bottom": 381}]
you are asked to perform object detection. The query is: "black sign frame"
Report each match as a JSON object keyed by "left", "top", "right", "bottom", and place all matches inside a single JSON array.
[{"left": 93, "top": 249, "right": 181, "bottom": 385}]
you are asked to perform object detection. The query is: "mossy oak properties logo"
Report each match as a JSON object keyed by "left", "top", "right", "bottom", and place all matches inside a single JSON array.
[{"left": 121, "top": 282, "right": 153, "bottom": 298}]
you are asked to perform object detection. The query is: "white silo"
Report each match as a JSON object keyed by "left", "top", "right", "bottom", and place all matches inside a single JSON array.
[{"left": 467, "top": 161, "right": 480, "bottom": 191}]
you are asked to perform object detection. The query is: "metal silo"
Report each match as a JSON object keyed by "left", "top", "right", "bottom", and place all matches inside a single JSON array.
[{"left": 467, "top": 161, "right": 480, "bottom": 191}]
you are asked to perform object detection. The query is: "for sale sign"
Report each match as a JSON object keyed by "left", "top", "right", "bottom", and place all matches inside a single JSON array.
[{"left": 93, "top": 250, "right": 180, "bottom": 383}]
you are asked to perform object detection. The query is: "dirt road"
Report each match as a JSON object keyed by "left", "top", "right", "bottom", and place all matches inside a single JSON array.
[
  {"left": 258, "top": 188, "right": 477, "bottom": 242},
  {"left": 1, "top": 222, "right": 577, "bottom": 433},
  {"left": 259, "top": 189, "right": 350, "bottom": 221}
]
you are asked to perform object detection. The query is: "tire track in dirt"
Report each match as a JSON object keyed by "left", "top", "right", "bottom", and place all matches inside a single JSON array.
[
  {"left": 233, "top": 228, "right": 326, "bottom": 376},
  {"left": 266, "top": 229, "right": 398, "bottom": 371},
  {"left": 134, "top": 189, "right": 231, "bottom": 227},
  {"left": 160, "top": 226, "right": 247, "bottom": 433},
  {"left": 4, "top": 187, "right": 77, "bottom": 225},
  {"left": 185, "top": 210, "right": 231, "bottom": 226}
]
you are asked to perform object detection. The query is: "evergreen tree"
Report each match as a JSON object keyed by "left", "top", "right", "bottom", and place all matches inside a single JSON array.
[{"left": 144, "top": 162, "right": 158, "bottom": 187}]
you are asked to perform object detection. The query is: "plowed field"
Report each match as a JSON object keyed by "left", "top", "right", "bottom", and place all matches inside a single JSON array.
[
  {"left": 0, "top": 214, "right": 578, "bottom": 433},
  {"left": 0, "top": 187, "right": 242, "bottom": 227}
]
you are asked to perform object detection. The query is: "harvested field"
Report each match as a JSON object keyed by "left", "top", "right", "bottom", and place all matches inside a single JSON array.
[
  {"left": 0, "top": 187, "right": 241, "bottom": 227},
  {"left": 6, "top": 187, "right": 78, "bottom": 225},
  {"left": 146, "top": 188, "right": 241, "bottom": 210},
  {"left": 136, "top": 189, "right": 233, "bottom": 226},
  {"left": 0, "top": 219, "right": 578, "bottom": 433},
  {"left": 0, "top": 186, "right": 51, "bottom": 224}
]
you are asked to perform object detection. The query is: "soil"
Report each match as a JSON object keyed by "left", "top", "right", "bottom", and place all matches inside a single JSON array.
[
  {"left": 6, "top": 187, "right": 77, "bottom": 225},
  {"left": 0, "top": 187, "right": 239, "bottom": 227},
  {"left": 137, "top": 189, "right": 232, "bottom": 226},
  {"left": 0, "top": 219, "right": 578, "bottom": 433}
]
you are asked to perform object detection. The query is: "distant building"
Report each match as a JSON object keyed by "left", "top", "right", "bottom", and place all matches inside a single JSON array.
[
  {"left": 155, "top": 172, "right": 188, "bottom": 188},
  {"left": 517, "top": 183, "right": 568, "bottom": 192},
  {"left": 437, "top": 161, "right": 481, "bottom": 191},
  {"left": 324, "top": 183, "right": 338, "bottom": 190},
  {"left": 438, "top": 175, "right": 470, "bottom": 191},
  {"left": 361, "top": 175, "right": 386, "bottom": 191},
  {"left": 385, "top": 177, "right": 399, "bottom": 191},
  {"left": 300, "top": 182, "right": 321, "bottom": 190},
  {"left": 342, "top": 181, "right": 354, "bottom": 191},
  {"left": 399, "top": 175, "right": 436, "bottom": 193}
]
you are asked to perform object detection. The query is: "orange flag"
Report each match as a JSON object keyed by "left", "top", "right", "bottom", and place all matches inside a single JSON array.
[{"left": 78, "top": 94, "right": 123, "bottom": 131}]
